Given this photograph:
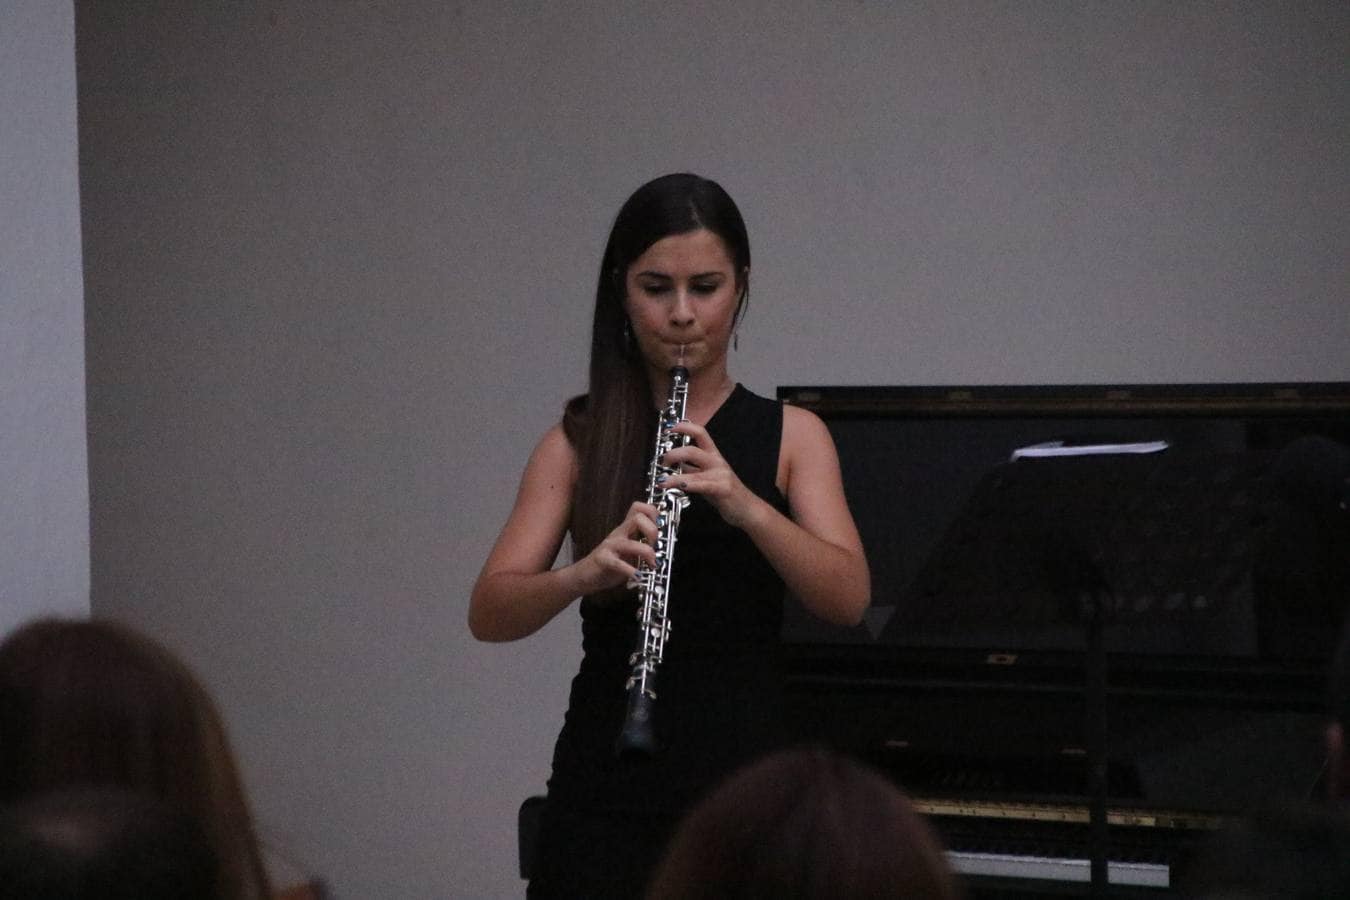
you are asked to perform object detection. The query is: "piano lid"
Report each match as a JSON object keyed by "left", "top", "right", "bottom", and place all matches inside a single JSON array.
[{"left": 777, "top": 381, "right": 1350, "bottom": 690}]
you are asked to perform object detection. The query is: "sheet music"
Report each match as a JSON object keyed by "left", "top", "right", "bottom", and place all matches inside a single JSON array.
[{"left": 1010, "top": 439, "right": 1170, "bottom": 461}]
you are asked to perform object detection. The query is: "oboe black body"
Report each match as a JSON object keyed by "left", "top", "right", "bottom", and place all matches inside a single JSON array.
[{"left": 615, "top": 365, "right": 691, "bottom": 758}]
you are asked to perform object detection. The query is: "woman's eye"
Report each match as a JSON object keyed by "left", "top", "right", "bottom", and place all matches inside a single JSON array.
[
  {"left": 640, "top": 283, "right": 671, "bottom": 296},
  {"left": 691, "top": 282, "right": 719, "bottom": 295}
]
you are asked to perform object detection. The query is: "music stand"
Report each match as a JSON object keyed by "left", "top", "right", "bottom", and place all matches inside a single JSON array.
[{"left": 894, "top": 446, "right": 1272, "bottom": 896}]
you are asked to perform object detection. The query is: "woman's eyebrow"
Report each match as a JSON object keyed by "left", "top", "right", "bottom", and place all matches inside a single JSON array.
[{"left": 634, "top": 269, "right": 727, "bottom": 280}]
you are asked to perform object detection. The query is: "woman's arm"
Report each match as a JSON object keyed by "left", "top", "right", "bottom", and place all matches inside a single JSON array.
[
  {"left": 664, "top": 407, "right": 870, "bottom": 626},
  {"left": 468, "top": 424, "right": 659, "bottom": 642},
  {"left": 757, "top": 405, "right": 870, "bottom": 625}
]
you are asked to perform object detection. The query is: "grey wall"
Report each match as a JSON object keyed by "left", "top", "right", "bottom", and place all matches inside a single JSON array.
[
  {"left": 77, "top": 3, "right": 1349, "bottom": 898},
  {"left": 2, "top": 0, "right": 88, "bottom": 634}
]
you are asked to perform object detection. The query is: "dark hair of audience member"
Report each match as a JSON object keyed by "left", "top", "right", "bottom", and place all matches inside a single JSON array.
[
  {"left": 0, "top": 618, "right": 271, "bottom": 899},
  {"left": 0, "top": 784, "right": 222, "bottom": 900},
  {"left": 645, "top": 746, "right": 962, "bottom": 900}
]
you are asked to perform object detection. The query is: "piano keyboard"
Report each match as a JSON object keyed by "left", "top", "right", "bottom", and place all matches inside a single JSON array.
[{"left": 914, "top": 797, "right": 1222, "bottom": 891}]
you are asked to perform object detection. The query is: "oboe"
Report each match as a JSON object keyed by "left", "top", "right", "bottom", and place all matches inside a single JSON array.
[{"left": 615, "top": 362, "right": 692, "bottom": 757}]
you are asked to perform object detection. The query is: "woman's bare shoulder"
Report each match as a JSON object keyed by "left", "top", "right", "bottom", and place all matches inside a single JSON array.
[
  {"left": 782, "top": 403, "right": 834, "bottom": 450},
  {"left": 777, "top": 404, "right": 838, "bottom": 490},
  {"left": 525, "top": 422, "right": 578, "bottom": 485},
  {"left": 537, "top": 421, "right": 574, "bottom": 454}
]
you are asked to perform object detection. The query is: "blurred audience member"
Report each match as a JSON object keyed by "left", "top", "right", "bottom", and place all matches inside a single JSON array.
[
  {"left": 646, "top": 746, "right": 962, "bottom": 900},
  {"left": 1323, "top": 613, "right": 1350, "bottom": 803},
  {"left": 1179, "top": 801, "right": 1350, "bottom": 899},
  {"left": 0, "top": 784, "right": 221, "bottom": 900},
  {"left": 0, "top": 618, "right": 271, "bottom": 899},
  {"left": 1179, "top": 608, "right": 1350, "bottom": 898}
]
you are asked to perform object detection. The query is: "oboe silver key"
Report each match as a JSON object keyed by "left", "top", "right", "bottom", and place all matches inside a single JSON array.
[{"left": 615, "top": 361, "right": 692, "bottom": 757}]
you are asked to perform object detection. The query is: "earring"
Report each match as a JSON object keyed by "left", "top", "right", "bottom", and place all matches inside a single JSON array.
[
  {"left": 733, "top": 330, "right": 740, "bottom": 352},
  {"left": 622, "top": 320, "right": 634, "bottom": 354}
]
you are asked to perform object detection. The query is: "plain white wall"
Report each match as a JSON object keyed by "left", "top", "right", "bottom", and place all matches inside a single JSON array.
[
  {"left": 1, "top": 0, "right": 88, "bottom": 634},
  {"left": 77, "top": 3, "right": 1348, "bottom": 898}
]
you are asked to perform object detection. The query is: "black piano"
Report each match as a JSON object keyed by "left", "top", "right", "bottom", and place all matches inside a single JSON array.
[{"left": 777, "top": 382, "right": 1350, "bottom": 898}]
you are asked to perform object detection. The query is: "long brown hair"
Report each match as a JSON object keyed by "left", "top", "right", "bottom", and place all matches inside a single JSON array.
[
  {"left": 646, "top": 746, "right": 963, "bottom": 900},
  {"left": 564, "top": 174, "right": 750, "bottom": 594},
  {"left": 0, "top": 618, "right": 272, "bottom": 900}
]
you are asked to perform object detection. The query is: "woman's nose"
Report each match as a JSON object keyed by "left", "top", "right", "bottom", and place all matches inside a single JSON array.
[{"left": 669, "top": 290, "right": 695, "bottom": 325}]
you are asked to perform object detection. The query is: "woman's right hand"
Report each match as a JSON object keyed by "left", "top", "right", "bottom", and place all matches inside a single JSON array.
[
  {"left": 470, "top": 426, "right": 660, "bottom": 641},
  {"left": 571, "top": 502, "right": 660, "bottom": 596}
]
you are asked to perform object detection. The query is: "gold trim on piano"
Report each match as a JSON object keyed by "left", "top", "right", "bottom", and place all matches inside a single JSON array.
[{"left": 912, "top": 797, "right": 1225, "bottom": 831}]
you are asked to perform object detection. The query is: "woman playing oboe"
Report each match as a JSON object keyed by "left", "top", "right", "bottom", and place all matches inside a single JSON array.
[{"left": 469, "top": 173, "right": 870, "bottom": 899}]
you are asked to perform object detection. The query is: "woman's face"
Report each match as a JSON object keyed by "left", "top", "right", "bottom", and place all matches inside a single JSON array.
[{"left": 623, "top": 228, "right": 743, "bottom": 377}]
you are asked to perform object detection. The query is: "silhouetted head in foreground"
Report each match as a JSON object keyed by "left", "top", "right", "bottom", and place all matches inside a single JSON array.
[
  {"left": 0, "top": 617, "right": 270, "bottom": 899},
  {"left": 646, "top": 746, "right": 962, "bottom": 900}
]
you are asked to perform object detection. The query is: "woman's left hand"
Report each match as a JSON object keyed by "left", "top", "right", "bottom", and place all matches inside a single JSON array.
[{"left": 659, "top": 421, "right": 766, "bottom": 531}]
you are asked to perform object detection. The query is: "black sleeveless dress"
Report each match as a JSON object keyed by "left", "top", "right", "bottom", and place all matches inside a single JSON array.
[{"left": 529, "top": 385, "right": 790, "bottom": 899}]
